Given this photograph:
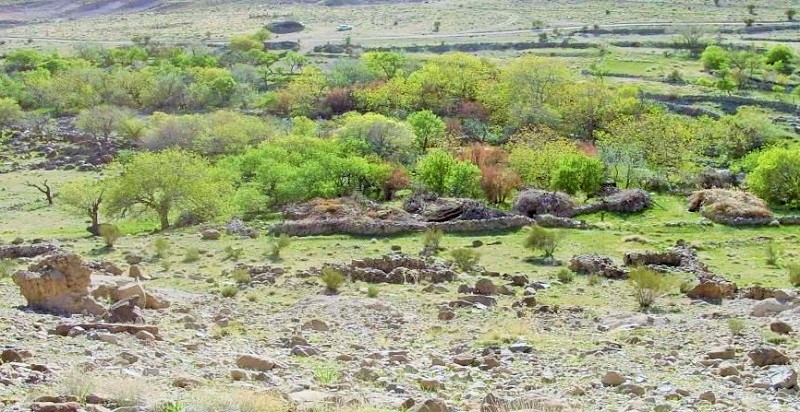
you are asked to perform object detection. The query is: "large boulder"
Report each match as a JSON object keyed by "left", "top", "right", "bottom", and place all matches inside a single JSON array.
[
  {"left": 514, "top": 189, "right": 575, "bottom": 218},
  {"left": 687, "top": 189, "right": 774, "bottom": 226},
  {"left": 12, "top": 252, "right": 106, "bottom": 315},
  {"left": 569, "top": 254, "right": 626, "bottom": 279},
  {"left": 0, "top": 242, "right": 59, "bottom": 259},
  {"left": 265, "top": 20, "right": 305, "bottom": 34}
]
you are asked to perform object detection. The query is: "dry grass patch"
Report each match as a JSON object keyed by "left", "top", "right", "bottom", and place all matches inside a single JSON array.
[
  {"left": 183, "top": 388, "right": 291, "bottom": 412},
  {"left": 687, "top": 189, "right": 773, "bottom": 224}
]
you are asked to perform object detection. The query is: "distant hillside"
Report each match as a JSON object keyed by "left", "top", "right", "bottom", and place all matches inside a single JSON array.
[{"left": 0, "top": 0, "right": 424, "bottom": 21}]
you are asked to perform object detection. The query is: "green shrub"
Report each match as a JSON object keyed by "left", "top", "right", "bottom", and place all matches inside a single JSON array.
[
  {"left": 556, "top": 268, "right": 575, "bottom": 283},
  {"left": 224, "top": 245, "right": 244, "bottom": 261},
  {"left": 788, "top": 263, "right": 800, "bottom": 286},
  {"left": 748, "top": 148, "right": 800, "bottom": 208},
  {"left": 587, "top": 275, "right": 601, "bottom": 286},
  {"left": 628, "top": 267, "right": 675, "bottom": 309},
  {"left": 728, "top": 318, "right": 746, "bottom": 336},
  {"left": 366, "top": 284, "right": 379, "bottom": 298},
  {"left": 320, "top": 268, "right": 345, "bottom": 293},
  {"left": 765, "top": 242, "right": 784, "bottom": 266},
  {"left": 422, "top": 227, "right": 443, "bottom": 255},
  {"left": 182, "top": 248, "right": 201, "bottom": 263},
  {"left": 99, "top": 224, "right": 123, "bottom": 248},
  {"left": 0, "top": 259, "right": 17, "bottom": 278},
  {"left": 549, "top": 153, "right": 604, "bottom": 195},
  {"left": 231, "top": 268, "right": 252, "bottom": 284},
  {"left": 153, "top": 237, "right": 170, "bottom": 259},
  {"left": 220, "top": 285, "right": 238, "bottom": 298},
  {"left": 269, "top": 234, "right": 292, "bottom": 260},
  {"left": 524, "top": 225, "right": 562, "bottom": 260},
  {"left": 449, "top": 247, "right": 481, "bottom": 272}
]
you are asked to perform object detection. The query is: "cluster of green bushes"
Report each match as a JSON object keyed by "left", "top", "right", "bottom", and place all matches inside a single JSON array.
[
  {"left": 700, "top": 43, "right": 798, "bottom": 93},
  {"left": 3, "top": 35, "right": 800, "bottom": 232}
]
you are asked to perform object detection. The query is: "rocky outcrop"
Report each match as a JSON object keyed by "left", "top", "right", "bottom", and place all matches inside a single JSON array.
[
  {"left": 0, "top": 242, "right": 59, "bottom": 259},
  {"left": 514, "top": 190, "right": 576, "bottom": 218},
  {"left": 321, "top": 254, "right": 457, "bottom": 284},
  {"left": 624, "top": 242, "right": 737, "bottom": 301},
  {"left": 271, "top": 216, "right": 539, "bottom": 237},
  {"left": 569, "top": 254, "right": 627, "bottom": 279},
  {"left": 12, "top": 253, "right": 105, "bottom": 316}
]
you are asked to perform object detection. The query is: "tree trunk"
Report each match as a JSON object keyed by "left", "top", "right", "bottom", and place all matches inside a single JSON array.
[{"left": 159, "top": 211, "right": 170, "bottom": 231}]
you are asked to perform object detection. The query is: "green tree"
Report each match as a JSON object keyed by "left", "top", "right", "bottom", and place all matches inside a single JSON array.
[
  {"left": 0, "top": 97, "right": 22, "bottom": 127},
  {"left": 701, "top": 45, "right": 729, "bottom": 71},
  {"left": 765, "top": 44, "right": 796, "bottom": 74},
  {"left": 748, "top": 148, "right": 800, "bottom": 208},
  {"left": 550, "top": 153, "right": 605, "bottom": 195},
  {"left": 362, "top": 51, "right": 405, "bottom": 79},
  {"left": 75, "top": 105, "right": 130, "bottom": 140},
  {"left": 445, "top": 161, "right": 481, "bottom": 198},
  {"left": 415, "top": 149, "right": 455, "bottom": 195},
  {"left": 336, "top": 112, "right": 416, "bottom": 164},
  {"left": 407, "top": 110, "right": 446, "bottom": 152},
  {"left": 105, "top": 149, "right": 232, "bottom": 230},
  {"left": 60, "top": 177, "right": 106, "bottom": 235}
]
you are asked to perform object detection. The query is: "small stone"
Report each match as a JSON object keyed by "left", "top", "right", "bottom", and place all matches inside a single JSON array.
[
  {"left": 770, "top": 321, "right": 793, "bottom": 335},
  {"left": 698, "top": 391, "right": 716, "bottom": 404},
  {"left": 453, "top": 353, "right": 476, "bottom": 366},
  {"left": 748, "top": 347, "right": 790, "bottom": 366},
  {"left": 135, "top": 330, "right": 155, "bottom": 341},
  {"left": 200, "top": 229, "right": 221, "bottom": 240},
  {"left": 706, "top": 346, "right": 735, "bottom": 360},
  {"left": 601, "top": 371, "right": 626, "bottom": 387},
  {"left": 172, "top": 376, "right": 202, "bottom": 388},
  {"left": 410, "top": 398, "right": 448, "bottom": 412},
  {"left": 236, "top": 354, "right": 275, "bottom": 371},
  {"left": 230, "top": 369, "right": 248, "bottom": 381},
  {"left": 508, "top": 343, "right": 533, "bottom": 353},
  {"left": 438, "top": 308, "right": 455, "bottom": 321},
  {"left": 475, "top": 278, "right": 497, "bottom": 295},
  {"left": 301, "top": 319, "right": 329, "bottom": 331},
  {"left": 718, "top": 362, "right": 739, "bottom": 377},
  {"left": 419, "top": 378, "right": 443, "bottom": 391}
]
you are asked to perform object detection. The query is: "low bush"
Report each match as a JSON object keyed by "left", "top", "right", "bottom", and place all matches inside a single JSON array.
[
  {"left": 182, "top": 248, "right": 201, "bottom": 263},
  {"left": 788, "top": 263, "right": 800, "bottom": 286},
  {"left": 449, "top": 247, "right": 481, "bottom": 272},
  {"left": 320, "top": 268, "right": 345, "bottom": 293},
  {"left": 220, "top": 285, "right": 238, "bottom": 298},
  {"left": 524, "top": 225, "right": 562, "bottom": 260},
  {"left": 556, "top": 268, "right": 575, "bottom": 283},
  {"left": 269, "top": 234, "right": 292, "bottom": 260},
  {"left": 628, "top": 267, "right": 675, "bottom": 309},
  {"left": 230, "top": 269, "right": 251, "bottom": 284},
  {"left": 99, "top": 224, "right": 122, "bottom": 248},
  {"left": 728, "top": 318, "right": 746, "bottom": 336},
  {"left": 153, "top": 237, "right": 170, "bottom": 259},
  {"left": 224, "top": 245, "right": 244, "bottom": 261},
  {"left": 765, "top": 243, "right": 784, "bottom": 266}
]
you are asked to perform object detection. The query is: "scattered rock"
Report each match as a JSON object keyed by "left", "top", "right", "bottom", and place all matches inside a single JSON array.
[
  {"left": 601, "top": 371, "right": 626, "bottom": 387},
  {"left": 569, "top": 254, "right": 626, "bottom": 278},
  {"left": 236, "top": 354, "right": 276, "bottom": 371},
  {"left": 200, "top": 229, "right": 221, "bottom": 240},
  {"left": 474, "top": 278, "right": 497, "bottom": 295},
  {"left": 12, "top": 252, "right": 106, "bottom": 315},
  {"left": 771, "top": 321, "right": 793, "bottom": 334},
  {"left": 748, "top": 347, "right": 790, "bottom": 366},
  {"left": 410, "top": 398, "right": 448, "bottom": 412},
  {"left": 751, "top": 298, "right": 792, "bottom": 317}
]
